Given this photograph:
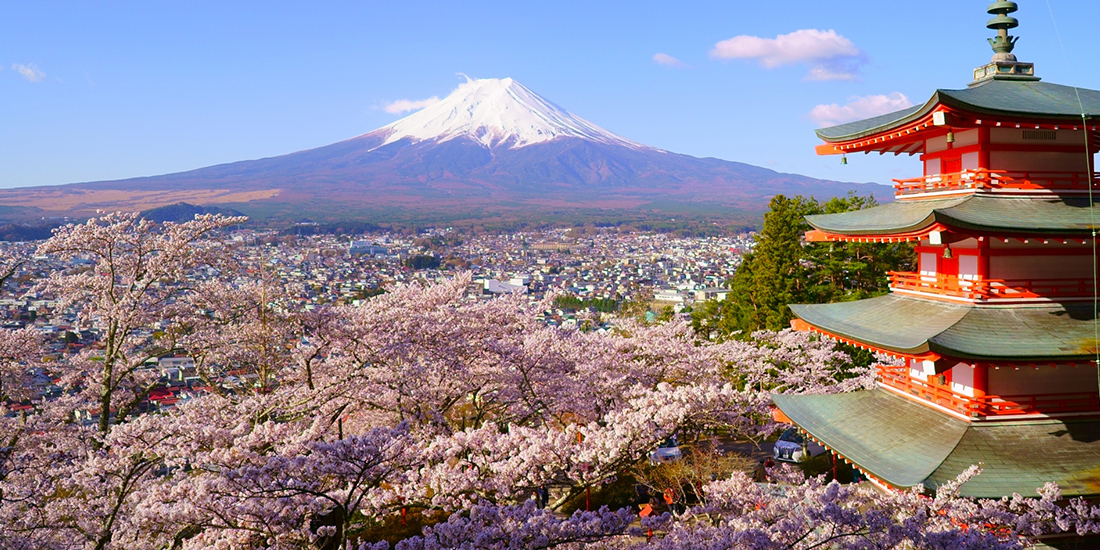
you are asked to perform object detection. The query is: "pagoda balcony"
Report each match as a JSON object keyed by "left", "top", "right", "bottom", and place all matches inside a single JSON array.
[
  {"left": 888, "top": 271, "right": 1096, "bottom": 302},
  {"left": 876, "top": 365, "right": 1100, "bottom": 418},
  {"left": 893, "top": 169, "right": 1099, "bottom": 197}
]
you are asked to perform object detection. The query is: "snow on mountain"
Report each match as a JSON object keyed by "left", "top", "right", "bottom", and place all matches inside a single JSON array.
[
  {"left": 0, "top": 76, "right": 891, "bottom": 218},
  {"left": 376, "top": 77, "right": 652, "bottom": 150}
]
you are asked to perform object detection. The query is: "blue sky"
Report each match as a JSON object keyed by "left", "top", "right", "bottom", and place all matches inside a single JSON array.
[{"left": 3, "top": 1, "right": 1098, "bottom": 191}]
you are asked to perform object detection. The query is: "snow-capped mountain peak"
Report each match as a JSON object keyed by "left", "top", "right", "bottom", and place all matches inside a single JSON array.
[{"left": 377, "top": 77, "right": 650, "bottom": 150}]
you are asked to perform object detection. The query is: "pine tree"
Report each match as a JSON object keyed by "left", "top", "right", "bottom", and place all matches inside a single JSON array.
[{"left": 694, "top": 193, "right": 914, "bottom": 339}]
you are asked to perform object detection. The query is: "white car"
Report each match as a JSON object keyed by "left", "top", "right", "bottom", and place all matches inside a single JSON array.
[
  {"left": 772, "top": 428, "right": 826, "bottom": 463},
  {"left": 649, "top": 436, "right": 682, "bottom": 463}
]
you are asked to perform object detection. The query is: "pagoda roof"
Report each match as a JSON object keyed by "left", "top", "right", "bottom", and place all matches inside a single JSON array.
[
  {"left": 817, "top": 79, "right": 1100, "bottom": 143},
  {"left": 805, "top": 195, "right": 1100, "bottom": 237},
  {"left": 773, "top": 389, "right": 1100, "bottom": 497},
  {"left": 789, "top": 294, "right": 1099, "bottom": 362}
]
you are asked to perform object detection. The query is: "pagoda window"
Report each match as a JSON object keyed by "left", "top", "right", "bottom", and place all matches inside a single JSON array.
[
  {"left": 948, "top": 363, "right": 975, "bottom": 397},
  {"left": 919, "top": 252, "right": 938, "bottom": 276},
  {"left": 908, "top": 358, "right": 923, "bottom": 379},
  {"left": 920, "top": 359, "right": 937, "bottom": 378},
  {"left": 958, "top": 254, "right": 979, "bottom": 281},
  {"left": 924, "top": 157, "right": 941, "bottom": 177},
  {"left": 961, "top": 151, "right": 980, "bottom": 170}
]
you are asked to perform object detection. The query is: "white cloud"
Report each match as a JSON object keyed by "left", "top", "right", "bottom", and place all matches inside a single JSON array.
[
  {"left": 809, "top": 92, "right": 914, "bottom": 127},
  {"left": 710, "top": 29, "right": 864, "bottom": 80},
  {"left": 652, "top": 53, "right": 687, "bottom": 68},
  {"left": 12, "top": 63, "right": 45, "bottom": 82},
  {"left": 383, "top": 96, "right": 440, "bottom": 114}
]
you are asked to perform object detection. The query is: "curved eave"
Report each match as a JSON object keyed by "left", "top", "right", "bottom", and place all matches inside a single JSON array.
[
  {"left": 790, "top": 294, "right": 1100, "bottom": 363},
  {"left": 772, "top": 389, "right": 968, "bottom": 489},
  {"left": 805, "top": 196, "right": 1100, "bottom": 239},
  {"left": 815, "top": 102, "right": 936, "bottom": 143},
  {"left": 789, "top": 296, "right": 963, "bottom": 358},
  {"left": 804, "top": 198, "right": 966, "bottom": 237},
  {"left": 817, "top": 80, "right": 1100, "bottom": 145},
  {"left": 773, "top": 390, "right": 1100, "bottom": 498},
  {"left": 806, "top": 213, "right": 937, "bottom": 238}
]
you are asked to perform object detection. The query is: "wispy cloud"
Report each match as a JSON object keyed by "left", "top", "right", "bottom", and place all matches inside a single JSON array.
[
  {"left": 652, "top": 53, "right": 688, "bottom": 68},
  {"left": 809, "top": 92, "right": 913, "bottom": 127},
  {"left": 710, "top": 29, "right": 865, "bottom": 81},
  {"left": 382, "top": 96, "right": 441, "bottom": 114},
  {"left": 12, "top": 63, "right": 46, "bottom": 82}
]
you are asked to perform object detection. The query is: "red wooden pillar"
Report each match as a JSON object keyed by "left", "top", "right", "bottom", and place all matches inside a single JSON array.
[
  {"left": 972, "top": 364, "right": 988, "bottom": 398},
  {"left": 976, "top": 237, "right": 990, "bottom": 280},
  {"left": 977, "top": 127, "right": 991, "bottom": 170},
  {"left": 970, "top": 364, "right": 989, "bottom": 416}
]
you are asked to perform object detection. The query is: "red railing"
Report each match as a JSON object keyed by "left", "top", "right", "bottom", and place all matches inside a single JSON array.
[
  {"left": 876, "top": 365, "right": 1100, "bottom": 417},
  {"left": 889, "top": 271, "right": 1096, "bottom": 301},
  {"left": 889, "top": 272, "right": 983, "bottom": 300},
  {"left": 893, "top": 169, "right": 1099, "bottom": 196},
  {"left": 878, "top": 365, "right": 974, "bottom": 413},
  {"left": 970, "top": 393, "right": 1100, "bottom": 416}
]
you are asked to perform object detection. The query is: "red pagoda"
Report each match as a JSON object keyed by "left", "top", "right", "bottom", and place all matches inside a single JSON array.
[{"left": 773, "top": 2, "right": 1100, "bottom": 499}]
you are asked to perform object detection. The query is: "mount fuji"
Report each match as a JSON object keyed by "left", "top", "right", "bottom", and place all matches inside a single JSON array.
[{"left": 0, "top": 77, "right": 887, "bottom": 221}]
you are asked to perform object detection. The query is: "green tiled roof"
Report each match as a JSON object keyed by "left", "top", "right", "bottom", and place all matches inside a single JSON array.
[
  {"left": 772, "top": 390, "right": 967, "bottom": 487},
  {"left": 774, "top": 389, "right": 1100, "bottom": 498},
  {"left": 939, "top": 80, "right": 1100, "bottom": 119},
  {"left": 789, "top": 294, "right": 1100, "bottom": 361},
  {"left": 816, "top": 80, "right": 1100, "bottom": 142},
  {"left": 805, "top": 196, "right": 1100, "bottom": 236},
  {"left": 927, "top": 418, "right": 1100, "bottom": 498}
]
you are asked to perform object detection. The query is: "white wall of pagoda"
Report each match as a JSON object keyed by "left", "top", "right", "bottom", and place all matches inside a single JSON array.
[
  {"left": 921, "top": 127, "right": 1092, "bottom": 175},
  {"left": 990, "top": 151, "right": 1090, "bottom": 172},
  {"left": 990, "top": 127, "right": 1086, "bottom": 146},
  {"left": 989, "top": 254, "right": 1094, "bottom": 280},
  {"left": 915, "top": 237, "right": 1095, "bottom": 281},
  {"left": 988, "top": 364, "right": 1099, "bottom": 396}
]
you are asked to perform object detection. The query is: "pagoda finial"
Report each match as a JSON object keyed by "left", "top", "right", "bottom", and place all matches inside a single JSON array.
[
  {"left": 971, "top": 1, "right": 1037, "bottom": 85},
  {"left": 986, "top": 1, "right": 1020, "bottom": 61}
]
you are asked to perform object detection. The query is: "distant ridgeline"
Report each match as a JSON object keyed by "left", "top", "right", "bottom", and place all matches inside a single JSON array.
[
  {"left": 278, "top": 221, "right": 383, "bottom": 236},
  {"left": 0, "top": 223, "right": 57, "bottom": 242},
  {"left": 139, "top": 203, "right": 246, "bottom": 223}
]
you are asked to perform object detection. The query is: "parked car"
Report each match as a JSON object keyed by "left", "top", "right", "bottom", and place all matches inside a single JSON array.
[
  {"left": 649, "top": 435, "right": 682, "bottom": 464},
  {"left": 773, "top": 427, "right": 826, "bottom": 463}
]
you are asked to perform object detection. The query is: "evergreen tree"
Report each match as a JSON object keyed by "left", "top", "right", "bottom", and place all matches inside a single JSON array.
[{"left": 694, "top": 193, "right": 915, "bottom": 339}]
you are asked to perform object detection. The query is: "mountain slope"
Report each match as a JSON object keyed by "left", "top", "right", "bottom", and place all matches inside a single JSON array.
[{"left": 0, "top": 78, "right": 888, "bottom": 220}]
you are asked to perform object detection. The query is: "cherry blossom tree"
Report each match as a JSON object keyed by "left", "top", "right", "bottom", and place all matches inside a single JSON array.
[
  {"left": 36, "top": 211, "right": 246, "bottom": 435},
  {"left": 0, "top": 212, "right": 1096, "bottom": 549}
]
